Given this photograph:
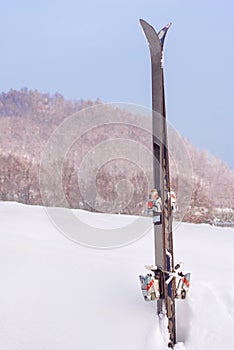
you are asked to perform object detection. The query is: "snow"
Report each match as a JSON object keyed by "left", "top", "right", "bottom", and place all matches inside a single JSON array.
[{"left": 0, "top": 201, "right": 234, "bottom": 350}]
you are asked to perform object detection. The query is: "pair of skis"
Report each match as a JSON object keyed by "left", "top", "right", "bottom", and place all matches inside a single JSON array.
[{"left": 139, "top": 19, "right": 176, "bottom": 348}]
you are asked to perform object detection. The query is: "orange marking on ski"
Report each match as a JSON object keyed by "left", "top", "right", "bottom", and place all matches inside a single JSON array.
[
  {"left": 148, "top": 201, "right": 153, "bottom": 209},
  {"left": 146, "top": 280, "right": 154, "bottom": 291},
  {"left": 182, "top": 278, "right": 190, "bottom": 287}
]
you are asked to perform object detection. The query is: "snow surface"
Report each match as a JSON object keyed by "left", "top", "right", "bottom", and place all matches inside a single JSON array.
[{"left": 0, "top": 201, "right": 234, "bottom": 350}]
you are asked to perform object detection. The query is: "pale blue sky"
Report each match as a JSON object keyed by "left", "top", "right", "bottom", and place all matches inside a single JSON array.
[{"left": 1, "top": 0, "right": 233, "bottom": 167}]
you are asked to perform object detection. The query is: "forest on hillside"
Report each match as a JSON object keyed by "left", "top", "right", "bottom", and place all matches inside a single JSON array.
[{"left": 0, "top": 89, "right": 233, "bottom": 223}]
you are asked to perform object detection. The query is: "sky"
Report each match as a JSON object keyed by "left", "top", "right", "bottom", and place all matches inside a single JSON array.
[{"left": 0, "top": 0, "right": 233, "bottom": 168}]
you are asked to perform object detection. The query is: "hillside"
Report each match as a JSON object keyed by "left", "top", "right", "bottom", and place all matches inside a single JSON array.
[
  {"left": 0, "top": 89, "right": 233, "bottom": 223},
  {"left": 0, "top": 201, "right": 234, "bottom": 349}
]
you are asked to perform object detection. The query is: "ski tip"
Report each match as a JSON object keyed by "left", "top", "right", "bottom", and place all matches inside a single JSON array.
[
  {"left": 140, "top": 19, "right": 172, "bottom": 28},
  {"left": 139, "top": 18, "right": 151, "bottom": 28}
]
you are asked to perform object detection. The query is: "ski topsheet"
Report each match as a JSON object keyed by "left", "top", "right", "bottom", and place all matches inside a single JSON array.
[{"left": 140, "top": 19, "right": 176, "bottom": 347}]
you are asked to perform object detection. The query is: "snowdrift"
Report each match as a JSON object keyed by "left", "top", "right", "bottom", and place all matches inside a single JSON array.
[{"left": 0, "top": 202, "right": 234, "bottom": 350}]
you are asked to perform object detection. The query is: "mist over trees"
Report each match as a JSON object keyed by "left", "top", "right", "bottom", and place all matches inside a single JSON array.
[{"left": 0, "top": 89, "right": 233, "bottom": 223}]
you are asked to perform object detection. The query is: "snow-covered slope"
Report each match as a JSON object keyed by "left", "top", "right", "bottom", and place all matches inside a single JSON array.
[{"left": 0, "top": 202, "right": 234, "bottom": 350}]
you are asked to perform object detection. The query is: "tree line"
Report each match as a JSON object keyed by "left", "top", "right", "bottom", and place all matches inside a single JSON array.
[{"left": 0, "top": 89, "right": 233, "bottom": 223}]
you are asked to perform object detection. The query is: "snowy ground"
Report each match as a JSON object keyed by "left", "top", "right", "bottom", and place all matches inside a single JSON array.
[{"left": 0, "top": 201, "right": 234, "bottom": 350}]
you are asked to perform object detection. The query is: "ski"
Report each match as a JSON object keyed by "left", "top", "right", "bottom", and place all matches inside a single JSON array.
[{"left": 139, "top": 19, "right": 176, "bottom": 347}]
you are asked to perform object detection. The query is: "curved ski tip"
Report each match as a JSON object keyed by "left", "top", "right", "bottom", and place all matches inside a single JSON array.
[
  {"left": 139, "top": 18, "right": 151, "bottom": 28},
  {"left": 139, "top": 18, "right": 146, "bottom": 24}
]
